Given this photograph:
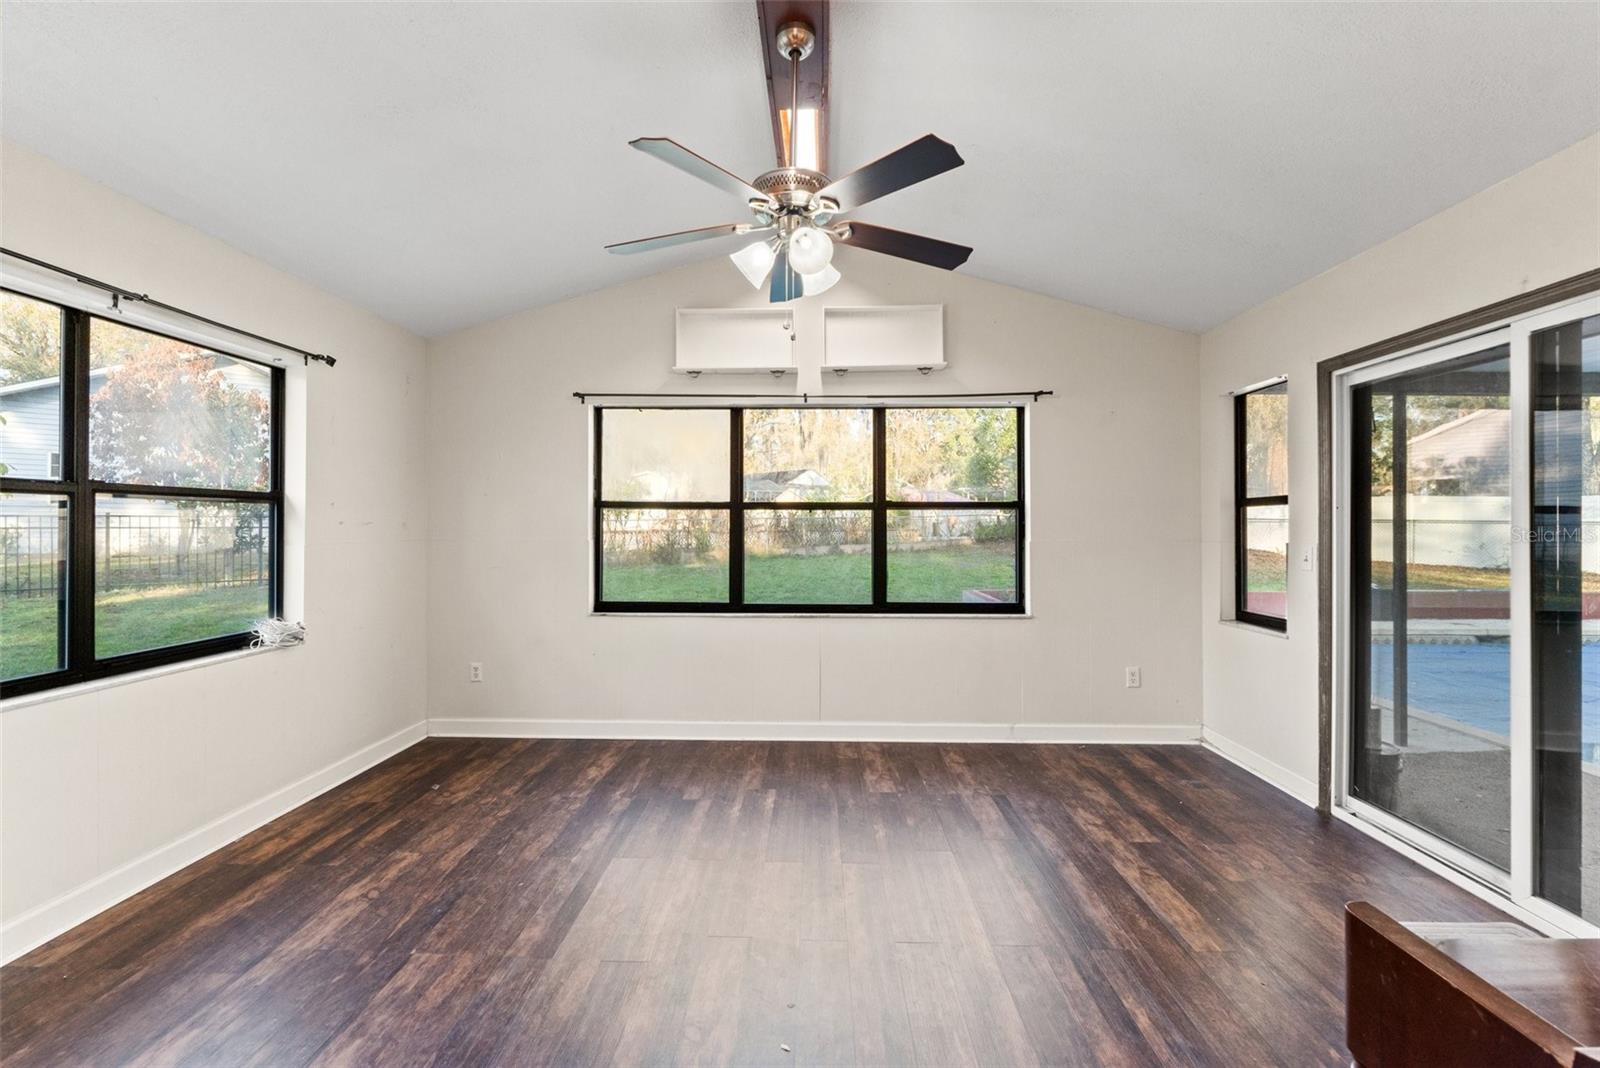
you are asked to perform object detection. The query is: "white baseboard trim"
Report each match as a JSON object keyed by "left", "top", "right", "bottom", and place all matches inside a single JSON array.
[
  {"left": 1201, "top": 726, "right": 1319, "bottom": 808},
  {"left": 427, "top": 718, "right": 1201, "bottom": 745},
  {"left": 0, "top": 720, "right": 427, "bottom": 966}
]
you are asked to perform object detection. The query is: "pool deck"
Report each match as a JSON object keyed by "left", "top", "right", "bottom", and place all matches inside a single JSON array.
[{"left": 1367, "top": 705, "right": 1599, "bottom": 922}]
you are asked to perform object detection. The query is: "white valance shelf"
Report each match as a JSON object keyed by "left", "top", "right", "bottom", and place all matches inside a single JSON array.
[
  {"left": 823, "top": 304, "right": 945, "bottom": 374},
  {"left": 673, "top": 307, "right": 796, "bottom": 375}
]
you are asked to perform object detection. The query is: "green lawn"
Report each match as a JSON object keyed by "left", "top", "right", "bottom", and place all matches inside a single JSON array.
[
  {"left": 603, "top": 546, "right": 1016, "bottom": 605},
  {"left": 1, "top": 585, "right": 269, "bottom": 681},
  {"left": 1245, "top": 548, "right": 1289, "bottom": 593}
]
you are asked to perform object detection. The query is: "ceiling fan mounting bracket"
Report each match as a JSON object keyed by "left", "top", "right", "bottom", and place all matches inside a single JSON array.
[{"left": 775, "top": 21, "right": 815, "bottom": 62}]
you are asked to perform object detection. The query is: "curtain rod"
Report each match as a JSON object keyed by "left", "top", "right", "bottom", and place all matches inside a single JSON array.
[
  {"left": 573, "top": 389, "right": 1053, "bottom": 403},
  {"left": 1, "top": 247, "right": 337, "bottom": 367}
]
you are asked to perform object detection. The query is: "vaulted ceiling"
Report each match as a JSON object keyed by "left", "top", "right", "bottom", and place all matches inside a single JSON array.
[{"left": 3, "top": 2, "right": 1596, "bottom": 337}]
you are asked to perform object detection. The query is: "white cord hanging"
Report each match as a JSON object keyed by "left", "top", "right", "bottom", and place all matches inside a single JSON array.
[{"left": 250, "top": 618, "right": 306, "bottom": 649}]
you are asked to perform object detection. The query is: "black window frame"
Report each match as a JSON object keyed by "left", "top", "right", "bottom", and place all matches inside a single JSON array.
[
  {"left": 1, "top": 290, "right": 285, "bottom": 698},
  {"left": 1234, "top": 382, "right": 1289, "bottom": 631},
  {"left": 593, "top": 404, "right": 1026, "bottom": 615}
]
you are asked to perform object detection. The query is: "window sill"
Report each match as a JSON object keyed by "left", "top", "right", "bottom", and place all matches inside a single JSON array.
[
  {"left": 1217, "top": 618, "right": 1290, "bottom": 639},
  {"left": 0, "top": 642, "right": 297, "bottom": 711}
]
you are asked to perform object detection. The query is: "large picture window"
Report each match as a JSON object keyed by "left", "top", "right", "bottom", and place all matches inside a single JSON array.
[
  {"left": 1235, "top": 381, "right": 1289, "bottom": 629},
  {"left": 0, "top": 290, "right": 284, "bottom": 696},
  {"left": 594, "top": 405, "right": 1024, "bottom": 613}
]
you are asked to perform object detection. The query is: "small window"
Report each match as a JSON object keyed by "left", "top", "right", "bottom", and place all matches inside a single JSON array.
[
  {"left": 594, "top": 405, "right": 1025, "bottom": 614},
  {"left": 1235, "top": 381, "right": 1288, "bottom": 629},
  {"left": 47, "top": 451, "right": 61, "bottom": 478}
]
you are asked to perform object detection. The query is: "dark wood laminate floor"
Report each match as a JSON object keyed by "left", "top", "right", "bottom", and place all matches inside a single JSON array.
[{"left": 1, "top": 739, "right": 1508, "bottom": 1067}]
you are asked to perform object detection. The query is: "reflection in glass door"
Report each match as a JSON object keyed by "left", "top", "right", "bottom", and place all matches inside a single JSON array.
[
  {"left": 1532, "top": 311, "right": 1600, "bottom": 923},
  {"left": 1350, "top": 345, "right": 1513, "bottom": 871}
]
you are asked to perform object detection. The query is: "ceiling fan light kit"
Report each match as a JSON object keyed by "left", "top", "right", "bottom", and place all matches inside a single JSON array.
[{"left": 604, "top": 1, "right": 972, "bottom": 303}]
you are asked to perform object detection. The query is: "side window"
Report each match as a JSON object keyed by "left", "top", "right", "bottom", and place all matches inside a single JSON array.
[{"left": 1235, "top": 382, "right": 1288, "bottom": 629}]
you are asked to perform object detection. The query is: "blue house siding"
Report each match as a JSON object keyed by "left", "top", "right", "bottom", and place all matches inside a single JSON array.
[{"left": 0, "top": 377, "right": 61, "bottom": 479}]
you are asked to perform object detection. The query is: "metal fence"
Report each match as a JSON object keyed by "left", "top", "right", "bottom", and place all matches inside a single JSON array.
[{"left": 1, "top": 511, "right": 271, "bottom": 598}]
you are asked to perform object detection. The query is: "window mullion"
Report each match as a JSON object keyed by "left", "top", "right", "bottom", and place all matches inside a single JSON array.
[
  {"left": 66, "top": 308, "right": 95, "bottom": 671},
  {"left": 872, "top": 407, "right": 886, "bottom": 607},
  {"left": 729, "top": 408, "right": 744, "bottom": 609}
]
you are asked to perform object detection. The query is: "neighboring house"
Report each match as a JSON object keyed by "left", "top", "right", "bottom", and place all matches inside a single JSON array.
[
  {"left": 1406, "top": 408, "right": 1512, "bottom": 495},
  {"left": 0, "top": 372, "right": 68, "bottom": 480},
  {"left": 743, "top": 468, "right": 832, "bottom": 501},
  {"left": 896, "top": 488, "right": 972, "bottom": 504}
]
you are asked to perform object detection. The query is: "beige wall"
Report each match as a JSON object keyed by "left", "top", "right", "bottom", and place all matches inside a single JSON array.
[
  {"left": 0, "top": 142, "right": 430, "bottom": 955},
  {"left": 1196, "top": 134, "right": 1600, "bottom": 803},
  {"left": 9, "top": 125, "right": 1591, "bottom": 961},
  {"left": 424, "top": 248, "right": 1202, "bottom": 738}
]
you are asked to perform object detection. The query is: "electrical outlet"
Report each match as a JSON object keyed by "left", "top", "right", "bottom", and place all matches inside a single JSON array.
[
  {"left": 469, "top": 662, "right": 484, "bottom": 683},
  {"left": 1125, "top": 666, "right": 1141, "bottom": 689},
  {"left": 1299, "top": 544, "right": 1315, "bottom": 572}
]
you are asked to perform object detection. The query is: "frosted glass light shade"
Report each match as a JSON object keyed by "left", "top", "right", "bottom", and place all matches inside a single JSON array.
[
  {"left": 787, "top": 226, "right": 834, "bottom": 275},
  {"left": 730, "top": 240, "right": 777, "bottom": 288},
  {"left": 801, "top": 265, "right": 841, "bottom": 297}
]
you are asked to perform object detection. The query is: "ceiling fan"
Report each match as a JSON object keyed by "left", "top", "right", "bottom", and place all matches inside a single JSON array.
[{"left": 605, "top": 0, "right": 971, "bottom": 302}]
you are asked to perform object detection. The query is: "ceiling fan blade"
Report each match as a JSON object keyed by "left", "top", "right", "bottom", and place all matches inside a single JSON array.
[
  {"left": 768, "top": 244, "right": 798, "bottom": 302},
  {"left": 836, "top": 222, "right": 972, "bottom": 270},
  {"left": 605, "top": 223, "right": 747, "bottom": 255},
  {"left": 815, "top": 134, "right": 964, "bottom": 212},
  {"left": 629, "top": 138, "right": 769, "bottom": 204}
]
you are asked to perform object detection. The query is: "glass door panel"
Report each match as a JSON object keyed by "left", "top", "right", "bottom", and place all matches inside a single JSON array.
[
  {"left": 1532, "top": 312, "right": 1600, "bottom": 922},
  {"left": 1351, "top": 344, "right": 1513, "bottom": 870}
]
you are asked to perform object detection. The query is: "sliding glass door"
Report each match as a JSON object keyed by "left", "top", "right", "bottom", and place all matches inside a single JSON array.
[
  {"left": 1350, "top": 344, "right": 1513, "bottom": 875},
  {"left": 1531, "top": 310, "right": 1600, "bottom": 923},
  {"left": 1339, "top": 294, "right": 1600, "bottom": 934}
]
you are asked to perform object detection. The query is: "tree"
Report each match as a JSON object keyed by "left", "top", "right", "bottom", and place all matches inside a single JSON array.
[
  {"left": 0, "top": 294, "right": 63, "bottom": 386},
  {"left": 88, "top": 339, "right": 269, "bottom": 564},
  {"left": 0, "top": 292, "right": 118, "bottom": 386},
  {"left": 89, "top": 341, "right": 269, "bottom": 489}
]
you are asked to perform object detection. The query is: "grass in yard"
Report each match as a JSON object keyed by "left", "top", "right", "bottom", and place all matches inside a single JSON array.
[
  {"left": 602, "top": 560, "right": 728, "bottom": 603},
  {"left": 1246, "top": 548, "right": 1289, "bottom": 593},
  {"left": 1368, "top": 560, "right": 1518, "bottom": 591},
  {"left": 1, "top": 585, "right": 269, "bottom": 680},
  {"left": 887, "top": 545, "right": 1015, "bottom": 602},
  {"left": 1256, "top": 555, "right": 1600, "bottom": 593},
  {"left": 603, "top": 546, "right": 1015, "bottom": 604},
  {"left": 1, "top": 594, "right": 62, "bottom": 679},
  {"left": 748, "top": 552, "right": 871, "bottom": 604}
]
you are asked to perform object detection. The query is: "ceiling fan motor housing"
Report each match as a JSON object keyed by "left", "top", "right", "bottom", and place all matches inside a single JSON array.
[{"left": 753, "top": 167, "right": 829, "bottom": 213}]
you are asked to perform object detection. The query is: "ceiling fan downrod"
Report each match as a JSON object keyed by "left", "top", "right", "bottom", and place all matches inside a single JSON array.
[{"left": 776, "top": 20, "right": 815, "bottom": 171}]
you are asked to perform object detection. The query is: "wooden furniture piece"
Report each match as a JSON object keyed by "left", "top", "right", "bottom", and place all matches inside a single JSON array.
[{"left": 1347, "top": 901, "right": 1600, "bottom": 1067}]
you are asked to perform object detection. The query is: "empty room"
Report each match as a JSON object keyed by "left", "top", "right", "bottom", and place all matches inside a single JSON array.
[{"left": 1, "top": 1, "right": 1598, "bottom": 1065}]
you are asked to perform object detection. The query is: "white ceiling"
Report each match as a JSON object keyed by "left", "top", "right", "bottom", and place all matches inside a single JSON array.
[{"left": 3, "top": 2, "right": 1596, "bottom": 338}]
